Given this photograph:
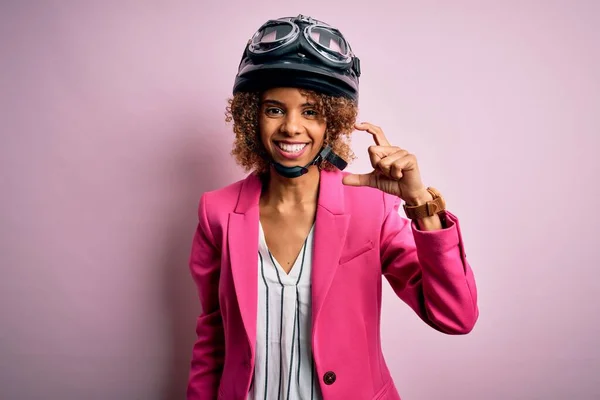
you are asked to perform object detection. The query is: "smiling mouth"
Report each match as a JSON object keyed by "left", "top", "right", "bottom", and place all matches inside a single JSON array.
[{"left": 275, "top": 142, "right": 309, "bottom": 154}]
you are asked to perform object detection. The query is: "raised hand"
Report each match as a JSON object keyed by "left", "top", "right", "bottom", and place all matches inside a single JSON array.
[{"left": 342, "top": 122, "right": 430, "bottom": 204}]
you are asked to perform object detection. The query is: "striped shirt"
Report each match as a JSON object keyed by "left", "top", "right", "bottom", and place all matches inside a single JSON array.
[{"left": 247, "top": 222, "right": 322, "bottom": 400}]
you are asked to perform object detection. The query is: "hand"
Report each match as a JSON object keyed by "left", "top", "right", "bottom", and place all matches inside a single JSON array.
[{"left": 342, "top": 122, "right": 431, "bottom": 204}]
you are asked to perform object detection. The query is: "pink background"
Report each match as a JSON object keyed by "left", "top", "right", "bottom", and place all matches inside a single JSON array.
[{"left": 1, "top": 1, "right": 599, "bottom": 399}]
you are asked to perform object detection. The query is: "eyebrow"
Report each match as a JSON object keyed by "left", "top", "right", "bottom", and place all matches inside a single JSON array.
[{"left": 262, "top": 99, "right": 316, "bottom": 107}]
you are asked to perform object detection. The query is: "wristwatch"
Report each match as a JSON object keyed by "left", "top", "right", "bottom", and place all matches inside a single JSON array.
[{"left": 403, "top": 187, "right": 446, "bottom": 219}]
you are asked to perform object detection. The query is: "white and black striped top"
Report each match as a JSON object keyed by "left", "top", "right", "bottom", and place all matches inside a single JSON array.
[{"left": 247, "top": 222, "right": 322, "bottom": 400}]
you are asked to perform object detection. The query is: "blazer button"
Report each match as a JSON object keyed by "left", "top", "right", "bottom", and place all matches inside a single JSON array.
[{"left": 323, "top": 371, "right": 336, "bottom": 385}]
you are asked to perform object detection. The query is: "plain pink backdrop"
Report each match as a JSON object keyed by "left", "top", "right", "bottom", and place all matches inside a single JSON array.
[{"left": 1, "top": 1, "right": 599, "bottom": 399}]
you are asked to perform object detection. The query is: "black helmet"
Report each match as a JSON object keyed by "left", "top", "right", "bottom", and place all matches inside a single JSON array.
[{"left": 233, "top": 15, "right": 361, "bottom": 102}]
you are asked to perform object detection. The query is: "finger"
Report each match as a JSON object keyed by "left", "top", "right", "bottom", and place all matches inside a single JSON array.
[
  {"left": 368, "top": 145, "right": 384, "bottom": 169},
  {"left": 367, "top": 145, "right": 402, "bottom": 169},
  {"left": 355, "top": 122, "right": 392, "bottom": 147},
  {"left": 376, "top": 149, "right": 409, "bottom": 177},
  {"left": 355, "top": 122, "right": 390, "bottom": 146},
  {"left": 380, "top": 153, "right": 418, "bottom": 180},
  {"left": 342, "top": 172, "right": 377, "bottom": 188}
]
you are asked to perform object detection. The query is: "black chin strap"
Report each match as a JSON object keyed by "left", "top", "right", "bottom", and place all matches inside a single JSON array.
[{"left": 272, "top": 145, "right": 348, "bottom": 178}]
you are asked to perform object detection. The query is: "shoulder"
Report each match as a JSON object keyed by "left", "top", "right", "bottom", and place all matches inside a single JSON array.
[
  {"left": 329, "top": 171, "right": 404, "bottom": 245},
  {"left": 197, "top": 175, "right": 250, "bottom": 219},
  {"left": 194, "top": 175, "right": 253, "bottom": 246},
  {"left": 202, "top": 177, "right": 245, "bottom": 204},
  {"left": 339, "top": 171, "right": 401, "bottom": 216}
]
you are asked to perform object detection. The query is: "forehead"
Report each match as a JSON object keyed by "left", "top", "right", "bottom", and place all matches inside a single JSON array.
[{"left": 261, "top": 87, "right": 316, "bottom": 104}]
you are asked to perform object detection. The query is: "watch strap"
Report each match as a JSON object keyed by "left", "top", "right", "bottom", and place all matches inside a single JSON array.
[{"left": 403, "top": 187, "right": 446, "bottom": 219}]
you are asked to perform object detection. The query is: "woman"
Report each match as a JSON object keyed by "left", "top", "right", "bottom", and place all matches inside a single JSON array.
[{"left": 187, "top": 15, "right": 478, "bottom": 400}]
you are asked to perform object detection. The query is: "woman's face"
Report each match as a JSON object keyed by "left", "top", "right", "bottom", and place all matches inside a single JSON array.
[{"left": 258, "top": 87, "right": 327, "bottom": 167}]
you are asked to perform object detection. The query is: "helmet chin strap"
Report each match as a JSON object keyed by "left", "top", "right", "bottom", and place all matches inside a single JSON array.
[{"left": 271, "top": 145, "right": 348, "bottom": 179}]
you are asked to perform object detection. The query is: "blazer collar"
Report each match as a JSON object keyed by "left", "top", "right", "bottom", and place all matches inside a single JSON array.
[{"left": 234, "top": 168, "right": 346, "bottom": 216}]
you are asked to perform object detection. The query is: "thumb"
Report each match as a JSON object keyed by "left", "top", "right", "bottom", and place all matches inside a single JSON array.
[{"left": 342, "top": 172, "right": 376, "bottom": 187}]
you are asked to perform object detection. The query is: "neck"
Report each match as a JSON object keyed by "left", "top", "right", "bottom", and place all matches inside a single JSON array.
[{"left": 261, "top": 165, "right": 320, "bottom": 210}]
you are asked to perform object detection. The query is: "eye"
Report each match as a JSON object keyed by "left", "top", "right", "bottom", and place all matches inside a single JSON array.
[
  {"left": 265, "top": 107, "right": 284, "bottom": 116},
  {"left": 303, "top": 109, "right": 318, "bottom": 117}
]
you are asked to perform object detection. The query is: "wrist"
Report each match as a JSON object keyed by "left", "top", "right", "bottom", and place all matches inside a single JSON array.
[
  {"left": 403, "top": 188, "right": 433, "bottom": 206},
  {"left": 402, "top": 187, "right": 446, "bottom": 223}
]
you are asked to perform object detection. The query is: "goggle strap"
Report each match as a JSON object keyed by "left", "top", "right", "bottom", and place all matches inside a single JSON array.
[{"left": 353, "top": 57, "right": 361, "bottom": 77}]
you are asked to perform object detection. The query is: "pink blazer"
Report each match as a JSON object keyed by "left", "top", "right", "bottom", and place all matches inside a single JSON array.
[{"left": 187, "top": 169, "right": 478, "bottom": 400}]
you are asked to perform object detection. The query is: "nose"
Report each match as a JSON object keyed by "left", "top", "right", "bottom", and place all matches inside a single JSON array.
[{"left": 280, "top": 110, "right": 303, "bottom": 136}]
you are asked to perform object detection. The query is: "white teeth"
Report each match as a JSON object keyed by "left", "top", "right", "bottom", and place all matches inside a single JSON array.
[{"left": 276, "top": 143, "right": 307, "bottom": 153}]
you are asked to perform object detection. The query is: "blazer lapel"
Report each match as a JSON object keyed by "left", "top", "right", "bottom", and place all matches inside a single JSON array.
[
  {"left": 311, "top": 169, "right": 350, "bottom": 329},
  {"left": 227, "top": 169, "right": 350, "bottom": 351},
  {"left": 228, "top": 173, "right": 262, "bottom": 351}
]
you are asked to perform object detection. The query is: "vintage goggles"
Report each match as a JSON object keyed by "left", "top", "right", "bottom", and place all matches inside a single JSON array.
[{"left": 247, "top": 15, "right": 361, "bottom": 76}]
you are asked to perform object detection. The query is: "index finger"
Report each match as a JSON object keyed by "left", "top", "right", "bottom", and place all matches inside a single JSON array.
[{"left": 355, "top": 122, "right": 392, "bottom": 147}]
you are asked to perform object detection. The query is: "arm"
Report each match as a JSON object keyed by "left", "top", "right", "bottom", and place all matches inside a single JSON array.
[
  {"left": 187, "top": 193, "right": 225, "bottom": 399},
  {"left": 380, "top": 194, "right": 478, "bottom": 334},
  {"left": 404, "top": 188, "right": 443, "bottom": 232}
]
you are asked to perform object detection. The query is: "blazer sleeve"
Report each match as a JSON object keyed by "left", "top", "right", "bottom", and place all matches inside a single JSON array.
[
  {"left": 186, "top": 193, "right": 225, "bottom": 399},
  {"left": 380, "top": 194, "right": 479, "bottom": 334}
]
